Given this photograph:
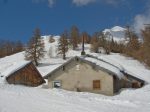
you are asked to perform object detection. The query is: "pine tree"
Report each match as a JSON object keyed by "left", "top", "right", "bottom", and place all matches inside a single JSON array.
[
  {"left": 70, "top": 26, "right": 79, "bottom": 50},
  {"left": 90, "top": 42, "right": 99, "bottom": 53},
  {"left": 90, "top": 32, "right": 100, "bottom": 53},
  {"left": 90, "top": 32, "right": 99, "bottom": 44},
  {"left": 49, "top": 36, "right": 55, "bottom": 43},
  {"left": 99, "top": 32, "right": 111, "bottom": 54},
  {"left": 141, "top": 26, "right": 150, "bottom": 66},
  {"left": 125, "top": 26, "right": 132, "bottom": 41},
  {"left": 110, "top": 38, "right": 115, "bottom": 52},
  {"left": 80, "top": 32, "right": 90, "bottom": 44},
  {"left": 125, "top": 32, "right": 140, "bottom": 57},
  {"left": 58, "top": 31, "right": 69, "bottom": 60},
  {"left": 25, "top": 28, "right": 45, "bottom": 66}
]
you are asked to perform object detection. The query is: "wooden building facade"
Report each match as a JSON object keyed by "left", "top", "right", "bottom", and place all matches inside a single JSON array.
[{"left": 6, "top": 62, "right": 45, "bottom": 87}]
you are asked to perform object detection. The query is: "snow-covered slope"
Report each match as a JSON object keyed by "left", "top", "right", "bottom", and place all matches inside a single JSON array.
[
  {"left": 0, "top": 84, "right": 150, "bottom": 112},
  {"left": 1, "top": 35, "right": 150, "bottom": 112},
  {"left": 0, "top": 36, "right": 89, "bottom": 82},
  {"left": 103, "top": 26, "right": 126, "bottom": 42},
  {"left": 0, "top": 35, "right": 150, "bottom": 83},
  {"left": 0, "top": 36, "right": 64, "bottom": 82},
  {"left": 38, "top": 35, "right": 66, "bottom": 76}
]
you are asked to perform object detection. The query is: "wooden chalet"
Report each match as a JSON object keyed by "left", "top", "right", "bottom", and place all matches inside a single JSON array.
[{"left": 5, "top": 61, "right": 45, "bottom": 87}]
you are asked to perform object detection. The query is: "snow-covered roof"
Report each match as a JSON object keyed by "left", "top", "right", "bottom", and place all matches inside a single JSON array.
[
  {"left": 88, "top": 53, "right": 150, "bottom": 83},
  {"left": 3, "top": 61, "right": 31, "bottom": 77},
  {"left": 0, "top": 61, "right": 31, "bottom": 83},
  {"left": 45, "top": 56, "right": 125, "bottom": 79},
  {"left": 82, "top": 57, "right": 124, "bottom": 79}
]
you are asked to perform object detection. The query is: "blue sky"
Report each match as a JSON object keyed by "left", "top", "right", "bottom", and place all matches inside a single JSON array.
[{"left": 0, "top": 0, "right": 149, "bottom": 42}]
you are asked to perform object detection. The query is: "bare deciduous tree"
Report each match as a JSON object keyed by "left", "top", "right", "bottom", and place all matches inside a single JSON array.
[{"left": 70, "top": 26, "right": 80, "bottom": 50}]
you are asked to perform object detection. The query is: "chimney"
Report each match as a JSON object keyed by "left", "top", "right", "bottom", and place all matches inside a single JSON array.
[{"left": 81, "top": 34, "right": 86, "bottom": 55}]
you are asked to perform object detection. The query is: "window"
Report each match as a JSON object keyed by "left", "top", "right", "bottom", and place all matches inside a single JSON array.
[
  {"left": 93, "top": 80, "right": 101, "bottom": 89},
  {"left": 62, "top": 66, "right": 65, "bottom": 71},
  {"left": 53, "top": 81, "right": 61, "bottom": 88},
  {"left": 76, "top": 57, "right": 79, "bottom": 61}
]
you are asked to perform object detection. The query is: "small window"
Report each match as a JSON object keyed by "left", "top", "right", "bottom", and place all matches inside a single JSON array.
[
  {"left": 93, "top": 80, "right": 101, "bottom": 89},
  {"left": 62, "top": 66, "right": 65, "bottom": 71},
  {"left": 76, "top": 57, "right": 79, "bottom": 61},
  {"left": 53, "top": 81, "right": 61, "bottom": 88}
]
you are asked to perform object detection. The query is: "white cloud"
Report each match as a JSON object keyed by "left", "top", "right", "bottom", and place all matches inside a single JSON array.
[
  {"left": 133, "top": 6, "right": 150, "bottom": 33},
  {"left": 133, "top": 14, "right": 150, "bottom": 33},
  {"left": 32, "top": 0, "right": 55, "bottom": 7},
  {"left": 72, "top": 0, "right": 96, "bottom": 6},
  {"left": 104, "top": 0, "right": 119, "bottom": 5},
  {"left": 72, "top": 0, "right": 127, "bottom": 6},
  {"left": 32, "top": 0, "right": 127, "bottom": 7},
  {"left": 32, "top": 0, "right": 44, "bottom": 3},
  {"left": 47, "top": 0, "right": 55, "bottom": 7},
  {"left": 101, "top": 0, "right": 129, "bottom": 6}
]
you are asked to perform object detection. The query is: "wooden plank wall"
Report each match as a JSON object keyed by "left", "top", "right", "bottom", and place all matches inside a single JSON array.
[{"left": 6, "top": 63, "right": 45, "bottom": 87}]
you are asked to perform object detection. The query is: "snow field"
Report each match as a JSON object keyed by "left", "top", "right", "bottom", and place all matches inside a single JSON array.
[{"left": 0, "top": 34, "right": 150, "bottom": 112}]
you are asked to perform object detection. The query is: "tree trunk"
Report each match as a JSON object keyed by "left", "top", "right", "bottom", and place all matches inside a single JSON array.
[
  {"left": 35, "top": 59, "right": 38, "bottom": 66},
  {"left": 63, "top": 54, "right": 66, "bottom": 60}
]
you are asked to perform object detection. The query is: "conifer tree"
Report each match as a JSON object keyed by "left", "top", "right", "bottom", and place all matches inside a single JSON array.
[
  {"left": 80, "top": 32, "right": 90, "bottom": 44},
  {"left": 58, "top": 31, "right": 69, "bottom": 60},
  {"left": 90, "top": 32, "right": 100, "bottom": 53},
  {"left": 25, "top": 28, "right": 45, "bottom": 66},
  {"left": 49, "top": 36, "right": 55, "bottom": 43},
  {"left": 140, "top": 26, "right": 150, "bottom": 66},
  {"left": 99, "top": 32, "right": 111, "bottom": 54},
  {"left": 110, "top": 38, "right": 115, "bottom": 52},
  {"left": 125, "top": 25, "right": 132, "bottom": 41},
  {"left": 90, "top": 32, "right": 99, "bottom": 44},
  {"left": 70, "top": 26, "right": 79, "bottom": 50},
  {"left": 125, "top": 31, "right": 140, "bottom": 57}
]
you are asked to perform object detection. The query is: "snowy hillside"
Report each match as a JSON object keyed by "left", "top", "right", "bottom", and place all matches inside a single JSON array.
[
  {"left": 0, "top": 35, "right": 150, "bottom": 83},
  {"left": 103, "top": 26, "right": 126, "bottom": 42},
  {"left": 0, "top": 35, "right": 90, "bottom": 82},
  {"left": 0, "top": 35, "right": 150, "bottom": 112}
]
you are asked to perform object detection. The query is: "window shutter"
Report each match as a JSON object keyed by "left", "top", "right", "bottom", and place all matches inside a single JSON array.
[{"left": 93, "top": 80, "right": 101, "bottom": 89}]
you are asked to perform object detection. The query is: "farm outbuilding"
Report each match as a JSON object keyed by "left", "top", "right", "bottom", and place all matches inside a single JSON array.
[{"left": 1, "top": 61, "right": 45, "bottom": 87}]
